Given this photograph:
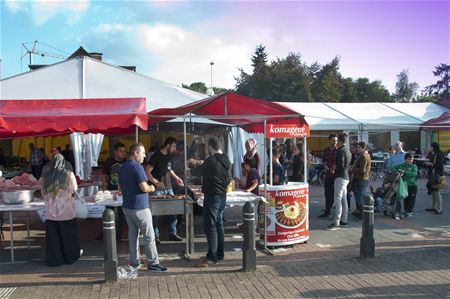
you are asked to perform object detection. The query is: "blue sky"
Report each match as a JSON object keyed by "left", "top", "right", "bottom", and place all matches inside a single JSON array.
[{"left": 1, "top": 0, "right": 449, "bottom": 94}]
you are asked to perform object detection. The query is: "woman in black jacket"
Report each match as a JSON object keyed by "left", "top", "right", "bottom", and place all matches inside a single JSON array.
[{"left": 425, "top": 142, "right": 445, "bottom": 214}]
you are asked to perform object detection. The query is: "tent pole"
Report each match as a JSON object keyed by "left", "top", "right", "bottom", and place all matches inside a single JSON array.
[
  {"left": 135, "top": 125, "right": 138, "bottom": 143},
  {"left": 303, "top": 137, "right": 307, "bottom": 184},
  {"left": 263, "top": 118, "right": 272, "bottom": 255}
]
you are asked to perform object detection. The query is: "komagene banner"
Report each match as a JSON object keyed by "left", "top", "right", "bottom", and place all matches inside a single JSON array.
[{"left": 266, "top": 123, "right": 310, "bottom": 138}]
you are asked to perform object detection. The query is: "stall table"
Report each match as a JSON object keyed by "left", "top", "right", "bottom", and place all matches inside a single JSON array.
[
  {"left": 0, "top": 201, "right": 44, "bottom": 263},
  {"left": 0, "top": 194, "right": 195, "bottom": 263}
]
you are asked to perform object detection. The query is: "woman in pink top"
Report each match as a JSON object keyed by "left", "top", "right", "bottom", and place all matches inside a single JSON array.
[{"left": 42, "top": 154, "right": 79, "bottom": 266}]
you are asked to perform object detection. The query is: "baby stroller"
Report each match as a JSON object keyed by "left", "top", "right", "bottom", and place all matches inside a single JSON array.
[{"left": 377, "top": 170, "right": 404, "bottom": 217}]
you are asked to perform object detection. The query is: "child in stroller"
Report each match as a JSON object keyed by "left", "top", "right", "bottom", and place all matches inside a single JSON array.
[{"left": 371, "top": 170, "right": 404, "bottom": 217}]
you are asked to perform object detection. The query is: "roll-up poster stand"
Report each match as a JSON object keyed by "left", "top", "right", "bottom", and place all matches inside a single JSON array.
[{"left": 259, "top": 122, "right": 310, "bottom": 247}]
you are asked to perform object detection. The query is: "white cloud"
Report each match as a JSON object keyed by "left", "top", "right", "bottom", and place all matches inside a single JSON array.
[
  {"left": 82, "top": 21, "right": 253, "bottom": 89},
  {"left": 4, "top": 0, "right": 24, "bottom": 14},
  {"left": 5, "top": 0, "right": 90, "bottom": 25}
]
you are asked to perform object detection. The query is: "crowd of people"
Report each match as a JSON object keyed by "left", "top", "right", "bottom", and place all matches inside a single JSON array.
[{"left": 11, "top": 134, "right": 445, "bottom": 270}]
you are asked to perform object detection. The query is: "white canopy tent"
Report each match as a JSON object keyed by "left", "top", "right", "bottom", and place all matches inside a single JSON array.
[
  {"left": 279, "top": 102, "right": 361, "bottom": 131},
  {"left": 277, "top": 102, "right": 449, "bottom": 151},
  {"left": 0, "top": 56, "right": 205, "bottom": 111}
]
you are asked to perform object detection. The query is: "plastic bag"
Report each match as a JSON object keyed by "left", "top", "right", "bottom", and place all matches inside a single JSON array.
[
  {"left": 397, "top": 177, "right": 408, "bottom": 201},
  {"left": 74, "top": 194, "right": 88, "bottom": 219},
  {"left": 117, "top": 265, "right": 138, "bottom": 279}
]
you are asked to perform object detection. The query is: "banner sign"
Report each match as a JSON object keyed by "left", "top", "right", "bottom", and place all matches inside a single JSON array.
[
  {"left": 259, "top": 184, "right": 309, "bottom": 246},
  {"left": 266, "top": 124, "right": 310, "bottom": 138}
]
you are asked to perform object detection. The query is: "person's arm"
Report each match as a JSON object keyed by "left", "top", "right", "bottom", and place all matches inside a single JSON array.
[
  {"left": 170, "top": 169, "right": 184, "bottom": 186},
  {"left": 139, "top": 181, "right": 155, "bottom": 193},
  {"left": 335, "top": 150, "right": 344, "bottom": 171},
  {"left": 144, "top": 163, "right": 165, "bottom": 189},
  {"left": 69, "top": 172, "right": 78, "bottom": 193},
  {"left": 137, "top": 164, "right": 155, "bottom": 193},
  {"left": 191, "top": 159, "right": 207, "bottom": 177},
  {"left": 245, "top": 179, "right": 258, "bottom": 193},
  {"left": 361, "top": 155, "right": 370, "bottom": 174}
]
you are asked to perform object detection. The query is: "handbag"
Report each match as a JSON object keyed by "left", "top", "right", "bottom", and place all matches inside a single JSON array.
[{"left": 438, "top": 176, "right": 448, "bottom": 188}]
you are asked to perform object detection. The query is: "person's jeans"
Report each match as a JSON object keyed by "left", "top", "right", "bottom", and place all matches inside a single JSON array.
[
  {"left": 334, "top": 177, "right": 349, "bottom": 225},
  {"left": 404, "top": 185, "right": 417, "bottom": 213},
  {"left": 203, "top": 194, "right": 226, "bottom": 263},
  {"left": 122, "top": 208, "right": 159, "bottom": 266},
  {"left": 151, "top": 188, "right": 177, "bottom": 237},
  {"left": 353, "top": 179, "right": 369, "bottom": 211},
  {"left": 324, "top": 176, "right": 335, "bottom": 215}
]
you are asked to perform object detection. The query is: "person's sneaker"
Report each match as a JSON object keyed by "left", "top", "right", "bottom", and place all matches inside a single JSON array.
[
  {"left": 405, "top": 212, "right": 413, "bottom": 219},
  {"left": 149, "top": 264, "right": 167, "bottom": 272},
  {"left": 326, "top": 223, "right": 340, "bottom": 231},
  {"left": 318, "top": 213, "right": 330, "bottom": 218},
  {"left": 425, "top": 208, "right": 436, "bottom": 212},
  {"left": 339, "top": 221, "right": 348, "bottom": 227},
  {"left": 130, "top": 261, "right": 144, "bottom": 269},
  {"left": 79, "top": 249, "right": 84, "bottom": 257},
  {"left": 394, "top": 213, "right": 401, "bottom": 220},
  {"left": 155, "top": 237, "right": 161, "bottom": 245},
  {"left": 168, "top": 234, "right": 183, "bottom": 241},
  {"left": 435, "top": 211, "right": 442, "bottom": 215},
  {"left": 196, "top": 257, "right": 218, "bottom": 268}
]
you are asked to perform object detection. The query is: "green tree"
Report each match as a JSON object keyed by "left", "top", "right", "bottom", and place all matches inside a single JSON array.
[
  {"left": 354, "top": 78, "right": 390, "bottom": 102},
  {"left": 426, "top": 63, "right": 450, "bottom": 100},
  {"left": 251, "top": 44, "right": 268, "bottom": 70},
  {"left": 391, "top": 69, "right": 419, "bottom": 102},
  {"left": 235, "top": 46, "right": 311, "bottom": 101},
  {"left": 415, "top": 91, "right": 438, "bottom": 102},
  {"left": 182, "top": 82, "right": 207, "bottom": 94},
  {"left": 182, "top": 82, "right": 231, "bottom": 95},
  {"left": 311, "top": 57, "right": 342, "bottom": 102},
  {"left": 340, "top": 77, "right": 358, "bottom": 103}
]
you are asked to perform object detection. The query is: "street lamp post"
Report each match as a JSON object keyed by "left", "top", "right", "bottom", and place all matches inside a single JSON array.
[{"left": 210, "top": 61, "right": 214, "bottom": 90}]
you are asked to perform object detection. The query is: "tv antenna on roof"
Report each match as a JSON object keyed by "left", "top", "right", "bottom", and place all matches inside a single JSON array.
[{"left": 20, "top": 40, "right": 68, "bottom": 71}]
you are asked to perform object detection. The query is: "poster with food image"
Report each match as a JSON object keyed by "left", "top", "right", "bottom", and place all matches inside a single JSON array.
[{"left": 259, "top": 184, "right": 309, "bottom": 246}]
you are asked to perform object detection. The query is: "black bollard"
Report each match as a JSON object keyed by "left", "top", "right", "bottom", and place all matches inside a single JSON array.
[
  {"left": 360, "top": 194, "right": 375, "bottom": 258},
  {"left": 103, "top": 208, "right": 118, "bottom": 283},
  {"left": 242, "top": 201, "right": 256, "bottom": 272}
]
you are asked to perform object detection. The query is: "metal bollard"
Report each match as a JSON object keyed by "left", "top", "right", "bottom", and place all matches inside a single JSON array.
[
  {"left": 103, "top": 208, "right": 118, "bottom": 283},
  {"left": 360, "top": 194, "right": 375, "bottom": 258},
  {"left": 242, "top": 201, "right": 256, "bottom": 272}
]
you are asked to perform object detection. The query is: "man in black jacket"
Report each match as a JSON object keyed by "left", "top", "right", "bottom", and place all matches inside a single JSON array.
[
  {"left": 191, "top": 137, "right": 231, "bottom": 267},
  {"left": 327, "top": 133, "right": 351, "bottom": 231}
]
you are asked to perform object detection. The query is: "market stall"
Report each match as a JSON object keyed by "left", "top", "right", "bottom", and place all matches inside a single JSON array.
[
  {"left": 148, "top": 92, "right": 310, "bottom": 249},
  {"left": 0, "top": 97, "right": 149, "bottom": 263}
]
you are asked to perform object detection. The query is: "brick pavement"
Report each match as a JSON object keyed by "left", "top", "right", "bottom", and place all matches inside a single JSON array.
[
  {"left": 1, "top": 178, "right": 449, "bottom": 298},
  {"left": 4, "top": 247, "right": 450, "bottom": 298}
]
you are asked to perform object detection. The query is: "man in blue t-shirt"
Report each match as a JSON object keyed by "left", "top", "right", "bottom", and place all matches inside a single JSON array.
[{"left": 119, "top": 143, "right": 167, "bottom": 272}]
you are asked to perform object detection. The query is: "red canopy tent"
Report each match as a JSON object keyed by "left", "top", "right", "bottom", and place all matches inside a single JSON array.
[
  {"left": 0, "top": 98, "right": 148, "bottom": 138},
  {"left": 148, "top": 92, "right": 309, "bottom": 134},
  {"left": 150, "top": 92, "right": 311, "bottom": 249},
  {"left": 420, "top": 112, "right": 450, "bottom": 131}
]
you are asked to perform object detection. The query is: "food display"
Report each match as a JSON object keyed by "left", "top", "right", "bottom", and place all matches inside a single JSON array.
[
  {"left": 0, "top": 173, "right": 42, "bottom": 190},
  {"left": 150, "top": 194, "right": 186, "bottom": 200},
  {"left": 275, "top": 202, "right": 306, "bottom": 228}
]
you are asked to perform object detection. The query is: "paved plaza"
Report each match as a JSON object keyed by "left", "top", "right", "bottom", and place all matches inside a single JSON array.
[{"left": 1, "top": 178, "right": 449, "bottom": 298}]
